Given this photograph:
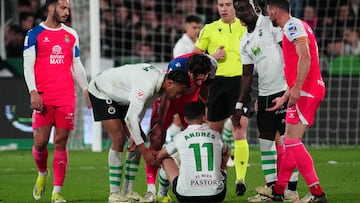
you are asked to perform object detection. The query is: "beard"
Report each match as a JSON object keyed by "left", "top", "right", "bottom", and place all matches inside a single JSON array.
[{"left": 53, "top": 9, "right": 68, "bottom": 24}]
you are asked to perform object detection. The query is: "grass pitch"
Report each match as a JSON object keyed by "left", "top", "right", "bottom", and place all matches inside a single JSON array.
[{"left": 0, "top": 146, "right": 359, "bottom": 202}]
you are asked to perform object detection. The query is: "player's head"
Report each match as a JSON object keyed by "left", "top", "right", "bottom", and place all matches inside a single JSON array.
[
  {"left": 234, "top": 0, "right": 258, "bottom": 26},
  {"left": 164, "top": 69, "right": 190, "bottom": 100},
  {"left": 266, "top": 0, "right": 290, "bottom": 27},
  {"left": 184, "top": 101, "right": 206, "bottom": 123},
  {"left": 46, "top": 0, "right": 70, "bottom": 24},
  {"left": 184, "top": 15, "right": 202, "bottom": 40},
  {"left": 186, "top": 54, "right": 214, "bottom": 86},
  {"left": 217, "top": 0, "right": 236, "bottom": 23}
]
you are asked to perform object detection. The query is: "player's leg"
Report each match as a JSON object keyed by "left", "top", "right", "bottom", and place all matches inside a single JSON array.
[
  {"left": 32, "top": 124, "right": 52, "bottom": 200},
  {"left": 276, "top": 133, "right": 299, "bottom": 201},
  {"left": 51, "top": 104, "right": 76, "bottom": 203},
  {"left": 32, "top": 105, "right": 54, "bottom": 201},
  {"left": 51, "top": 127, "right": 70, "bottom": 203},
  {"left": 102, "top": 118, "right": 128, "bottom": 203},
  {"left": 145, "top": 101, "right": 176, "bottom": 201},
  {"left": 156, "top": 167, "right": 172, "bottom": 203},
  {"left": 233, "top": 116, "right": 249, "bottom": 196},
  {"left": 89, "top": 93, "right": 129, "bottom": 203},
  {"left": 121, "top": 149, "right": 142, "bottom": 201},
  {"left": 222, "top": 117, "right": 235, "bottom": 167}
]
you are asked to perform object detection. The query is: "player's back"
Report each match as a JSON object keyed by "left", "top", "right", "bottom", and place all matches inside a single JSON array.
[
  {"left": 90, "top": 63, "right": 164, "bottom": 104},
  {"left": 172, "top": 124, "right": 225, "bottom": 196}
]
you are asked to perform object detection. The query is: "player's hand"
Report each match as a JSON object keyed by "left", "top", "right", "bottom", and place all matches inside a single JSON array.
[
  {"left": 141, "top": 148, "right": 159, "bottom": 167},
  {"left": 30, "top": 91, "right": 44, "bottom": 112},
  {"left": 83, "top": 89, "right": 92, "bottom": 108},
  {"left": 288, "top": 86, "right": 300, "bottom": 108},
  {"left": 266, "top": 96, "right": 287, "bottom": 111},
  {"left": 231, "top": 109, "right": 243, "bottom": 129},
  {"left": 254, "top": 99, "right": 258, "bottom": 112},
  {"left": 127, "top": 138, "right": 137, "bottom": 152},
  {"left": 213, "top": 45, "right": 226, "bottom": 60}
]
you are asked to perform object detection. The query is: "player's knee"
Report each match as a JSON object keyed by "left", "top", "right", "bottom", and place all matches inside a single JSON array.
[
  {"left": 150, "top": 134, "right": 165, "bottom": 150},
  {"left": 259, "top": 132, "right": 276, "bottom": 141}
]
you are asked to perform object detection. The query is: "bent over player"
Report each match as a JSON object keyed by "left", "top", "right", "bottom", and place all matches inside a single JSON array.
[{"left": 88, "top": 64, "right": 190, "bottom": 203}]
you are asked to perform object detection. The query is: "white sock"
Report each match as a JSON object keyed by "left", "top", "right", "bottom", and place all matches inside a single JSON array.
[{"left": 109, "top": 149, "right": 123, "bottom": 193}]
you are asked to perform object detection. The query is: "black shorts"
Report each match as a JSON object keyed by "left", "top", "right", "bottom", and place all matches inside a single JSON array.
[
  {"left": 172, "top": 171, "right": 227, "bottom": 203},
  {"left": 207, "top": 76, "right": 251, "bottom": 122},
  {"left": 89, "top": 93, "right": 128, "bottom": 121},
  {"left": 257, "top": 91, "right": 287, "bottom": 136}
]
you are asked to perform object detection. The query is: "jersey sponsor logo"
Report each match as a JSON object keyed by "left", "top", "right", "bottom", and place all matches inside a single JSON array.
[
  {"left": 190, "top": 178, "right": 222, "bottom": 187},
  {"left": 136, "top": 91, "right": 144, "bottom": 99},
  {"left": 50, "top": 45, "right": 65, "bottom": 64}
]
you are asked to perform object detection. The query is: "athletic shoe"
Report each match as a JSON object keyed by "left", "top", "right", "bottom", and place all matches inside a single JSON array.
[
  {"left": 156, "top": 194, "right": 172, "bottom": 203},
  {"left": 255, "top": 186, "right": 284, "bottom": 202},
  {"left": 235, "top": 180, "right": 247, "bottom": 196},
  {"left": 284, "top": 189, "right": 300, "bottom": 202},
  {"left": 142, "top": 191, "right": 156, "bottom": 202},
  {"left": 33, "top": 169, "right": 50, "bottom": 200},
  {"left": 247, "top": 193, "right": 272, "bottom": 202},
  {"left": 226, "top": 157, "right": 235, "bottom": 167},
  {"left": 126, "top": 191, "right": 141, "bottom": 201},
  {"left": 108, "top": 192, "right": 129, "bottom": 203},
  {"left": 51, "top": 193, "right": 66, "bottom": 203},
  {"left": 295, "top": 192, "right": 328, "bottom": 203}
]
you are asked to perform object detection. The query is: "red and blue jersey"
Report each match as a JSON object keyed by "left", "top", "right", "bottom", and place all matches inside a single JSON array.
[{"left": 24, "top": 23, "right": 81, "bottom": 105}]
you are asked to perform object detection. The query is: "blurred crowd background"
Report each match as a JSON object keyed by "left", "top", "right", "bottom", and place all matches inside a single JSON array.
[{"left": 1, "top": 0, "right": 360, "bottom": 77}]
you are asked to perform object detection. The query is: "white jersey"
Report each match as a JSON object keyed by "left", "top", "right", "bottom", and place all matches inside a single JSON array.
[
  {"left": 240, "top": 15, "right": 287, "bottom": 96},
  {"left": 165, "top": 124, "right": 226, "bottom": 196},
  {"left": 173, "top": 34, "right": 195, "bottom": 58},
  {"left": 88, "top": 63, "right": 165, "bottom": 145}
]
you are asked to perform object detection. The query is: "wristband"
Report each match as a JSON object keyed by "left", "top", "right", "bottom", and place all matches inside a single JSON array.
[{"left": 235, "top": 102, "right": 244, "bottom": 110}]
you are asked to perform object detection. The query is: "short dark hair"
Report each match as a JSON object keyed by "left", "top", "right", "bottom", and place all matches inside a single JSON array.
[
  {"left": 186, "top": 54, "right": 212, "bottom": 76},
  {"left": 46, "top": 0, "right": 58, "bottom": 8},
  {"left": 185, "top": 15, "right": 202, "bottom": 24},
  {"left": 267, "top": 0, "right": 290, "bottom": 13},
  {"left": 167, "top": 69, "right": 191, "bottom": 87},
  {"left": 184, "top": 101, "right": 205, "bottom": 120}
]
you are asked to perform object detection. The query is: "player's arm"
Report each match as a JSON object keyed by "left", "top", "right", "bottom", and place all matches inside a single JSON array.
[
  {"left": 72, "top": 33, "right": 91, "bottom": 108},
  {"left": 150, "top": 94, "right": 170, "bottom": 138},
  {"left": 125, "top": 95, "right": 158, "bottom": 166},
  {"left": 231, "top": 64, "right": 254, "bottom": 128},
  {"left": 23, "top": 31, "right": 43, "bottom": 111},
  {"left": 289, "top": 37, "right": 311, "bottom": 107},
  {"left": 156, "top": 142, "right": 176, "bottom": 164}
]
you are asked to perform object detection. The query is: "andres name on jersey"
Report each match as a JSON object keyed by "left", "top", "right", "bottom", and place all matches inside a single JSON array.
[
  {"left": 184, "top": 131, "right": 217, "bottom": 141},
  {"left": 50, "top": 45, "right": 65, "bottom": 64}
]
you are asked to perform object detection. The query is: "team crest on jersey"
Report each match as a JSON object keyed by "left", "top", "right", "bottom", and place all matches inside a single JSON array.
[
  {"left": 108, "top": 106, "right": 116, "bottom": 115},
  {"left": 258, "top": 29, "right": 263, "bottom": 37},
  {"left": 136, "top": 90, "right": 144, "bottom": 99},
  {"left": 64, "top": 34, "right": 70, "bottom": 43}
]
